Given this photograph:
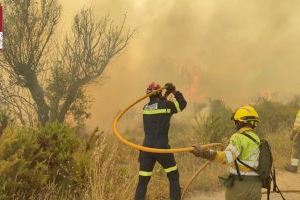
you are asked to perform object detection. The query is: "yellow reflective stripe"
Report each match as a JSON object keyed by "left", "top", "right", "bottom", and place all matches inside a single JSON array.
[
  {"left": 164, "top": 165, "right": 178, "bottom": 173},
  {"left": 139, "top": 171, "right": 153, "bottom": 176},
  {"left": 173, "top": 100, "right": 181, "bottom": 112},
  {"left": 237, "top": 159, "right": 258, "bottom": 167},
  {"left": 230, "top": 159, "right": 258, "bottom": 172},
  {"left": 143, "top": 109, "right": 171, "bottom": 115},
  {"left": 230, "top": 167, "right": 259, "bottom": 175}
]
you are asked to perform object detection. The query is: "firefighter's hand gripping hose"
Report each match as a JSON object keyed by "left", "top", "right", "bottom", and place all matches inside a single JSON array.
[{"left": 112, "top": 87, "right": 223, "bottom": 199}]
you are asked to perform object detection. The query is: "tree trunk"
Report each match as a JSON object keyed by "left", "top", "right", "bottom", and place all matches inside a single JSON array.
[{"left": 18, "top": 64, "right": 49, "bottom": 124}]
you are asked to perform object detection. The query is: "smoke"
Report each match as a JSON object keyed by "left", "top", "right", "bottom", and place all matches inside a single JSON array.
[{"left": 60, "top": 0, "right": 300, "bottom": 131}]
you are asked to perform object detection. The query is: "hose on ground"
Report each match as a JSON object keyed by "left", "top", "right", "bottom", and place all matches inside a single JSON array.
[{"left": 181, "top": 161, "right": 211, "bottom": 200}]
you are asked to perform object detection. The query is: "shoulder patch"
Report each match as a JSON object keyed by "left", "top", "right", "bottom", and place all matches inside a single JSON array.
[{"left": 144, "top": 103, "right": 158, "bottom": 110}]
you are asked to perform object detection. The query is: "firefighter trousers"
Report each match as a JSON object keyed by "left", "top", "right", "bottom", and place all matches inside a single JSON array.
[{"left": 134, "top": 151, "right": 181, "bottom": 200}]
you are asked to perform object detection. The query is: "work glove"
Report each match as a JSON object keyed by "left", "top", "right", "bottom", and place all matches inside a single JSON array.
[
  {"left": 191, "top": 145, "right": 217, "bottom": 161},
  {"left": 165, "top": 82, "right": 176, "bottom": 94}
]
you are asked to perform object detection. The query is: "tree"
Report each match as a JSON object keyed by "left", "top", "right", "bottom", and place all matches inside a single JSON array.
[{"left": 0, "top": 0, "right": 133, "bottom": 125}]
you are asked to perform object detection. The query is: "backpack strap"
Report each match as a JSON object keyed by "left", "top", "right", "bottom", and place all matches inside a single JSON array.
[
  {"left": 236, "top": 158, "right": 258, "bottom": 173},
  {"left": 234, "top": 131, "right": 260, "bottom": 175},
  {"left": 240, "top": 132, "right": 260, "bottom": 145},
  {"left": 234, "top": 160, "right": 243, "bottom": 181},
  {"left": 270, "top": 167, "right": 286, "bottom": 200}
]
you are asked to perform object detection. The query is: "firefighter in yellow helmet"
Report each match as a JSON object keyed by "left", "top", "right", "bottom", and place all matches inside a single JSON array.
[
  {"left": 285, "top": 109, "right": 300, "bottom": 173},
  {"left": 192, "top": 105, "right": 262, "bottom": 200}
]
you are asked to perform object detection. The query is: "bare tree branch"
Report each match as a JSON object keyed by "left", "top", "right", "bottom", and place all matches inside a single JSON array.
[
  {"left": 0, "top": 2, "right": 133, "bottom": 126},
  {"left": 50, "top": 9, "right": 134, "bottom": 123},
  {"left": 0, "top": 0, "right": 61, "bottom": 124}
]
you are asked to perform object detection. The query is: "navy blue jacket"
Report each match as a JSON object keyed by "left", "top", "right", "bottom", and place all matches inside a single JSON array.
[{"left": 142, "top": 91, "right": 187, "bottom": 148}]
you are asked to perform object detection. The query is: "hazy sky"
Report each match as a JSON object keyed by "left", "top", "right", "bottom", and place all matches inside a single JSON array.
[{"left": 60, "top": 0, "right": 300, "bottom": 131}]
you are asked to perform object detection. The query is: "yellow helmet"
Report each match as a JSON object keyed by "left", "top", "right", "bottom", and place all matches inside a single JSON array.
[{"left": 232, "top": 105, "right": 259, "bottom": 123}]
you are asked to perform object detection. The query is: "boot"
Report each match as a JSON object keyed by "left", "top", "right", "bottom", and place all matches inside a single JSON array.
[{"left": 285, "top": 164, "right": 298, "bottom": 173}]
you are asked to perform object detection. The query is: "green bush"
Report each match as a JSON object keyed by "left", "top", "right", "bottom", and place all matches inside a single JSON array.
[
  {"left": 0, "top": 123, "right": 89, "bottom": 199},
  {"left": 254, "top": 98, "right": 298, "bottom": 135},
  {"left": 194, "top": 99, "right": 235, "bottom": 142}
]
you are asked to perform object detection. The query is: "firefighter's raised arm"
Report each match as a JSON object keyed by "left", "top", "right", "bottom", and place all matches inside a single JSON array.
[{"left": 164, "top": 83, "right": 187, "bottom": 114}]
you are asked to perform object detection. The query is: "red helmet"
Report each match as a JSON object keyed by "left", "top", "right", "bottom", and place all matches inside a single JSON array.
[{"left": 146, "top": 82, "right": 161, "bottom": 94}]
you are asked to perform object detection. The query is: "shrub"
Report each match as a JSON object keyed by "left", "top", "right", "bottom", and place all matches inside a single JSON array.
[
  {"left": 193, "top": 99, "right": 234, "bottom": 142},
  {"left": 0, "top": 123, "right": 88, "bottom": 199},
  {"left": 254, "top": 98, "right": 298, "bottom": 135}
]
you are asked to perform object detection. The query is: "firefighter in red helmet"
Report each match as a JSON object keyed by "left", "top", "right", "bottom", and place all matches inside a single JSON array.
[{"left": 134, "top": 82, "right": 187, "bottom": 200}]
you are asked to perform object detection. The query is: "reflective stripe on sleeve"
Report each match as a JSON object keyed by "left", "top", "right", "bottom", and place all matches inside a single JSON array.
[
  {"left": 164, "top": 165, "right": 178, "bottom": 173},
  {"left": 173, "top": 100, "right": 181, "bottom": 112},
  {"left": 229, "top": 168, "right": 259, "bottom": 176},
  {"left": 224, "top": 150, "right": 234, "bottom": 163},
  {"left": 236, "top": 159, "right": 258, "bottom": 167},
  {"left": 139, "top": 171, "right": 153, "bottom": 176},
  {"left": 226, "top": 144, "right": 240, "bottom": 157},
  {"left": 143, "top": 109, "right": 171, "bottom": 115}
]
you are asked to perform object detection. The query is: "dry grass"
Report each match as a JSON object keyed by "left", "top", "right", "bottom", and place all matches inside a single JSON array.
[
  {"left": 13, "top": 128, "right": 292, "bottom": 200},
  {"left": 265, "top": 129, "right": 292, "bottom": 168},
  {"left": 83, "top": 136, "right": 137, "bottom": 200}
]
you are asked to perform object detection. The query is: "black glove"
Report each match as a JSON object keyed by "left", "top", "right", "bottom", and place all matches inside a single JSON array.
[
  {"left": 191, "top": 145, "right": 217, "bottom": 161},
  {"left": 165, "top": 83, "right": 176, "bottom": 93}
]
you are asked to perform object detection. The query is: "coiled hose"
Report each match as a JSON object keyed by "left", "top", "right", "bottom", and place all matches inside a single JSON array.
[
  {"left": 112, "top": 87, "right": 223, "bottom": 199},
  {"left": 112, "top": 87, "right": 300, "bottom": 199}
]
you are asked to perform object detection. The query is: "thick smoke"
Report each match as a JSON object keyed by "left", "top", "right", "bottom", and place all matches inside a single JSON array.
[{"left": 61, "top": 0, "right": 300, "bottom": 131}]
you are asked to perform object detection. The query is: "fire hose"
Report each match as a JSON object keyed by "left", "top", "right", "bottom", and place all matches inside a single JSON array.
[
  {"left": 112, "top": 87, "right": 223, "bottom": 199},
  {"left": 112, "top": 87, "right": 300, "bottom": 199}
]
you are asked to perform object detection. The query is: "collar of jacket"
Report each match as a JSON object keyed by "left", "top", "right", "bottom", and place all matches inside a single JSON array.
[{"left": 237, "top": 127, "right": 253, "bottom": 133}]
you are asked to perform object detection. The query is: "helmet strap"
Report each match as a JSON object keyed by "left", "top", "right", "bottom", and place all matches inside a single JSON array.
[{"left": 235, "top": 121, "right": 256, "bottom": 130}]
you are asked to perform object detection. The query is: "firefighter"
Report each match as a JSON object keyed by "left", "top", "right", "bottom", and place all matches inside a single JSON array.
[
  {"left": 285, "top": 109, "right": 300, "bottom": 173},
  {"left": 134, "top": 82, "right": 187, "bottom": 200},
  {"left": 192, "top": 105, "right": 262, "bottom": 200}
]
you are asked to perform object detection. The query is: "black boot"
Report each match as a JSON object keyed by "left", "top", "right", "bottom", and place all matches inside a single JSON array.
[{"left": 285, "top": 164, "right": 298, "bottom": 173}]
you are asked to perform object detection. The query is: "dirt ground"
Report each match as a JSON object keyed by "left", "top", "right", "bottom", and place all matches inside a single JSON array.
[{"left": 187, "top": 170, "right": 300, "bottom": 200}]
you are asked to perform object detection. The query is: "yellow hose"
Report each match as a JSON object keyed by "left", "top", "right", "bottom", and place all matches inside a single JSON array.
[
  {"left": 181, "top": 161, "right": 211, "bottom": 200},
  {"left": 111, "top": 87, "right": 222, "bottom": 199},
  {"left": 112, "top": 87, "right": 223, "bottom": 153},
  {"left": 111, "top": 87, "right": 300, "bottom": 199}
]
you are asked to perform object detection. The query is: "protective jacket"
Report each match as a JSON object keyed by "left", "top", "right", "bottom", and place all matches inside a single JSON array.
[
  {"left": 215, "top": 127, "right": 262, "bottom": 200},
  {"left": 142, "top": 91, "right": 187, "bottom": 148},
  {"left": 216, "top": 127, "right": 260, "bottom": 176}
]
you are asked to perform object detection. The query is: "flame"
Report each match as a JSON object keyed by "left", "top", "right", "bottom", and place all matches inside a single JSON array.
[
  {"left": 182, "top": 67, "right": 206, "bottom": 103},
  {"left": 260, "top": 90, "right": 273, "bottom": 101}
]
